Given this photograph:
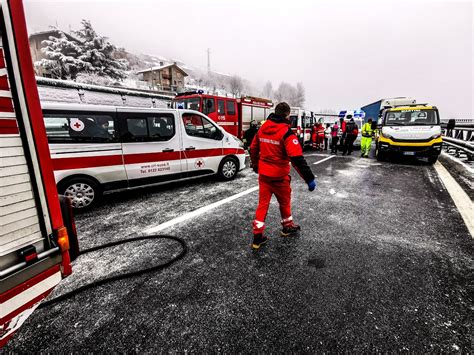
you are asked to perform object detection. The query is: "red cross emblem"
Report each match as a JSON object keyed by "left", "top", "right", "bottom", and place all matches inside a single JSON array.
[
  {"left": 194, "top": 159, "right": 204, "bottom": 169},
  {"left": 70, "top": 119, "right": 84, "bottom": 132}
]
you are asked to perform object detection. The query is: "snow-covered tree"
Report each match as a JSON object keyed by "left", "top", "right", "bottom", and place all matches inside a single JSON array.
[
  {"left": 35, "top": 32, "right": 86, "bottom": 80},
  {"left": 74, "top": 20, "right": 128, "bottom": 80}
]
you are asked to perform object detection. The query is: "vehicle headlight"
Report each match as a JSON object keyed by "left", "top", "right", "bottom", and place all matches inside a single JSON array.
[
  {"left": 431, "top": 133, "right": 442, "bottom": 139},
  {"left": 381, "top": 131, "right": 393, "bottom": 139},
  {"left": 232, "top": 135, "right": 244, "bottom": 148}
]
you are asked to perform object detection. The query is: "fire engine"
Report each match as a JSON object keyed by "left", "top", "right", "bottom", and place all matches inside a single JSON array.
[
  {"left": 0, "top": 0, "right": 78, "bottom": 346},
  {"left": 172, "top": 91, "right": 273, "bottom": 139}
]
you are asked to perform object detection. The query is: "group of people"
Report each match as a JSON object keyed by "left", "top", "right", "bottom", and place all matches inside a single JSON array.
[{"left": 310, "top": 116, "right": 374, "bottom": 157}]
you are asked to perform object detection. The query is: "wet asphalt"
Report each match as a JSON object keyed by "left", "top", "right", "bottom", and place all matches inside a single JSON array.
[{"left": 4, "top": 150, "right": 473, "bottom": 353}]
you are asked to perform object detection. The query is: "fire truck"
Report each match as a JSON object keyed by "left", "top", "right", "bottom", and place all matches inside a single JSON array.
[
  {"left": 0, "top": 0, "right": 78, "bottom": 346},
  {"left": 172, "top": 92, "right": 273, "bottom": 139}
]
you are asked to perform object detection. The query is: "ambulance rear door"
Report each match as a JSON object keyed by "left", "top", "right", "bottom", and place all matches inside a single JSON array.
[{"left": 117, "top": 108, "right": 184, "bottom": 187}]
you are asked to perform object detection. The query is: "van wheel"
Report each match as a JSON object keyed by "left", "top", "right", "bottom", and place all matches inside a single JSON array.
[
  {"left": 58, "top": 177, "right": 101, "bottom": 210},
  {"left": 427, "top": 156, "right": 438, "bottom": 165},
  {"left": 376, "top": 145, "right": 386, "bottom": 162},
  {"left": 218, "top": 157, "right": 239, "bottom": 180}
]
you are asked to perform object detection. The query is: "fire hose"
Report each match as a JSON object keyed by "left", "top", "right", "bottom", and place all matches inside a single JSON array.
[{"left": 39, "top": 235, "right": 188, "bottom": 309}]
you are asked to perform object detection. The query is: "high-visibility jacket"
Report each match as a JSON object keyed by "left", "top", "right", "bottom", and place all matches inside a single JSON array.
[
  {"left": 362, "top": 122, "right": 374, "bottom": 138},
  {"left": 250, "top": 113, "right": 314, "bottom": 183}
]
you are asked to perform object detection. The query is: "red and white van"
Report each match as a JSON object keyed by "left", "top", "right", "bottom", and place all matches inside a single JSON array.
[
  {"left": 1, "top": 0, "right": 77, "bottom": 346},
  {"left": 42, "top": 103, "right": 246, "bottom": 209},
  {"left": 289, "top": 107, "right": 314, "bottom": 147},
  {"left": 172, "top": 92, "right": 273, "bottom": 139}
]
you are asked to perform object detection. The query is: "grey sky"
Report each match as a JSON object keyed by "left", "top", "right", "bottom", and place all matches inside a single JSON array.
[{"left": 25, "top": 0, "right": 472, "bottom": 117}]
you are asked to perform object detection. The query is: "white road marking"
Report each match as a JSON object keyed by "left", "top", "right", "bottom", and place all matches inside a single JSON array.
[
  {"left": 313, "top": 155, "right": 335, "bottom": 165},
  {"left": 434, "top": 161, "right": 474, "bottom": 238},
  {"left": 143, "top": 186, "right": 259, "bottom": 234}
]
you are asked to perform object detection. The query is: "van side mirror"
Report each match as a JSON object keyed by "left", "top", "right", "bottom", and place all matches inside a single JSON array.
[{"left": 377, "top": 118, "right": 383, "bottom": 128}]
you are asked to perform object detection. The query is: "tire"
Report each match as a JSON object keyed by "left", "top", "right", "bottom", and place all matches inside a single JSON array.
[
  {"left": 58, "top": 195, "right": 80, "bottom": 261},
  {"left": 376, "top": 145, "right": 386, "bottom": 162},
  {"left": 218, "top": 156, "right": 239, "bottom": 180},
  {"left": 427, "top": 156, "right": 438, "bottom": 165},
  {"left": 58, "top": 177, "right": 101, "bottom": 210}
]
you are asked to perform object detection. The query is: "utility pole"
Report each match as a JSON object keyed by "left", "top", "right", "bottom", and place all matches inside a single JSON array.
[{"left": 207, "top": 48, "right": 211, "bottom": 74}]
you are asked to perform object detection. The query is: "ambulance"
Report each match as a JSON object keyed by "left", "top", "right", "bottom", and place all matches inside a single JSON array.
[
  {"left": 289, "top": 107, "right": 314, "bottom": 147},
  {"left": 1, "top": 0, "right": 78, "bottom": 346},
  {"left": 375, "top": 104, "right": 442, "bottom": 164},
  {"left": 42, "top": 103, "right": 246, "bottom": 209}
]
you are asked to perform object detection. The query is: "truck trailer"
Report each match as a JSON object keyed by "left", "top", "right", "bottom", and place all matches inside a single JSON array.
[{"left": 361, "top": 97, "right": 417, "bottom": 122}]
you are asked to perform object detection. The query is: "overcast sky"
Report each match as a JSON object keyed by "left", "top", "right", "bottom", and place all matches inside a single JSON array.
[{"left": 25, "top": 0, "right": 472, "bottom": 117}]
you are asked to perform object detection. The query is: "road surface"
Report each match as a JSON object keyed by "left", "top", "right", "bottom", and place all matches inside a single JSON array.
[{"left": 5, "top": 152, "right": 473, "bottom": 352}]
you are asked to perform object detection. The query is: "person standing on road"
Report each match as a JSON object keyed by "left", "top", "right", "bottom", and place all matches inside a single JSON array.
[
  {"left": 360, "top": 118, "right": 374, "bottom": 158},
  {"left": 330, "top": 121, "right": 339, "bottom": 154},
  {"left": 250, "top": 102, "right": 316, "bottom": 250},
  {"left": 338, "top": 117, "right": 346, "bottom": 152},
  {"left": 342, "top": 116, "right": 358, "bottom": 155},
  {"left": 243, "top": 120, "right": 258, "bottom": 150},
  {"left": 324, "top": 123, "right": 331, "bottom": 151}
]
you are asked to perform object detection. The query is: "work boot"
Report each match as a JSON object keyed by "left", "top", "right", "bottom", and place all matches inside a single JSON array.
[
  {"left": 251, "top": 233, "right": 268, "bottom": 250},
  {"left": 281, "top": 222, "right": 301, "bottom": 237}
]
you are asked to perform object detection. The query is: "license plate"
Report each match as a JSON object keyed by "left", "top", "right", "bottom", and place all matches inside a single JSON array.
[{"left": 403, "top": 151, "right": 415, "bottom": 156}]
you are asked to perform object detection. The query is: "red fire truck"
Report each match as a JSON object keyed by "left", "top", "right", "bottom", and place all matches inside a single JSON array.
[
  {"left": 173, "top": 92, "right": 273, "bottom": 139},
  {"left": 0, "top": 0, "right": 78, "bottom": 346}
]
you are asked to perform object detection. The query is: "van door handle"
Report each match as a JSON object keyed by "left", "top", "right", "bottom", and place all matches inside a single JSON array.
[
  {"left": 162, "top": 148, "right": 174, "bottom": 152},
  {"left": 185, "top": 146, "right": 196, "bottom": 151}
]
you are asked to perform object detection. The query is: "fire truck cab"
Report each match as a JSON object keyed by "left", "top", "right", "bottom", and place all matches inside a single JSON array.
[
  {"left": 173, "top": 92, "right": 273, "bottom": 139},
  {"left": 0, "top": 0, "right": 77, "bottom": 346}
]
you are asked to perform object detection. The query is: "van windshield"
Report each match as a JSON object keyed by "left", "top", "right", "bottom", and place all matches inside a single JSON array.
[
  {"left": 289, "top": 115, "right": 298, "bottom": 128},
  {"left": 384, "top": 109, "right": 439, "bottom": 126},
  {"left": 174, "top": 98, "right": 201, "bottom": 111}
]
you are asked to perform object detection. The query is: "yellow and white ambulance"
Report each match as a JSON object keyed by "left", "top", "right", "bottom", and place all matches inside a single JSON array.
[{"left": 375, "top": 105, "right": 442, "bottom": 164}]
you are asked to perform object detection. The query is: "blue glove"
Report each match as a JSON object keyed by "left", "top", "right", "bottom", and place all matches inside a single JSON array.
[{"left": 308, "top": 180, "right": 316, "bottom": 191}]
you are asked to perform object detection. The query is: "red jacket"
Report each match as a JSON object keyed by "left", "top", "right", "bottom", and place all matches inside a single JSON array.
[{"left": 250, "top": 114, "right": 314, "bottom": 182}]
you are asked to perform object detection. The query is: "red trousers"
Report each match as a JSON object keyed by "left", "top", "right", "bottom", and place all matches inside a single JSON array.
[{"left": 253, "top": 174, "right": 293, "bottom": 235}]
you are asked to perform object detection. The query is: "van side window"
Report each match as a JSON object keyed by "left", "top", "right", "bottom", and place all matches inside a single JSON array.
[
  {"left": 124, "top": 114, "right": 175, "bottom": 142},
  {"left": 217, "top": 99, "right": 225, "bottom": 115},
  {"left": 182, "top": 113, "right": 223, "bottom": 140},
  {"left": 226, "top": 100, "right": 236, "bottom": 115},
  {"left": 43, "top": 113, "right": 116, "bottom": 143},
  {"left": 203, "top": 98, "right": 215, "bottom": 115}
]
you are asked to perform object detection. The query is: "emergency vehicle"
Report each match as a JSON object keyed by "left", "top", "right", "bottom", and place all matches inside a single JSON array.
[
  {"left": 375, "top": 104, "right": 442, "bottom": 164},
  {"left": 289, "top": 107, "right": 315, "bottom": 147},
  {"left": 172, "top": 92, "right": 273, "bottom": 139},
  {"left": 1, "top": 0, "right": 78, "bottom": 346},
  {"left": 42, "top": 103, "right": 246, "bottom": 209},
  {"left": 338, "top": 110, "right": 363, "bottom": 147}
]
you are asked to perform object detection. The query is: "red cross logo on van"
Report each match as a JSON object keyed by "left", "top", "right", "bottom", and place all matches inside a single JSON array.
[
  {"left": 194, "top": 159, "right": 205, "bottom": 169},
  {"left": 70, "top": 119, "right": 84, "bottom": 132}
]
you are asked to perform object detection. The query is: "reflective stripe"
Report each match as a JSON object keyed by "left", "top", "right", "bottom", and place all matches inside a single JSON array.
[
  {"left": 259, "top": 138, "right": 280, "bottom": 145},
  {"left": 254, "top": 220, "right": 265, "bottom": 228},
  {"left": 281, "top": 216, "right": 293, "bottom": 223}
]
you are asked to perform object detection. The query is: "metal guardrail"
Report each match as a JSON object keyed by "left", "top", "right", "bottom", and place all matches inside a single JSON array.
[{"left": 442, "top": 136, "right": 473, "bottom": 161}]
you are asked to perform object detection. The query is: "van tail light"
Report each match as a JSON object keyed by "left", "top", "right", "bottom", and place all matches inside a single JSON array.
[{"left": 55, "top": 226, "right": 70, "bottom": 252}]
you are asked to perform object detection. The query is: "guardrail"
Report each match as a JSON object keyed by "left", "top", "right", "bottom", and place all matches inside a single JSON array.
[
  {"left": 442, "top": 136, "right": 473, "bottom": 161},
  {"left": 441, "top": 122, "right": 474, "bottom": 142}
]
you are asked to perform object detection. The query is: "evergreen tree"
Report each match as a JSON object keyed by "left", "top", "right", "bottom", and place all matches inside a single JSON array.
[
  {"left": 35, "top": 31, "right": 86, "bottom": 80},
  {"left": 74, "top": 20, "right": 128, "bottom": 80}
]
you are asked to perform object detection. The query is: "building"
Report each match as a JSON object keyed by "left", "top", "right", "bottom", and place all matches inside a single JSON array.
[
  {"left": 137, "top": 62, "right": 188, "bottom": 92},
  {"left": 29, "top": 29, "right": 82, "bottom": 77}
]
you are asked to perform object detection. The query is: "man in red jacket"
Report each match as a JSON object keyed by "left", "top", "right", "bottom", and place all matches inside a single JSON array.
[{"left": 249, "top": 102, "right": 316, "bottom": 250}]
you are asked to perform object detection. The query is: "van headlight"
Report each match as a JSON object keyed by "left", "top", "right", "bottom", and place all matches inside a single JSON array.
[
  {"left": 232, "top": 135, "right": 244, "bottom": 148},
  {"left": 381, "top": 131, "right": 393, "bottom": 139},
  {"left": 431, "top": 133, "right": 442, "bottom": 139}
]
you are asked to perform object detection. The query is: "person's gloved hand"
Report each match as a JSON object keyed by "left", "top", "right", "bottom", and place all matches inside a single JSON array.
[{"left": 308, "top": 180, "right": 316, "bottom": 191}]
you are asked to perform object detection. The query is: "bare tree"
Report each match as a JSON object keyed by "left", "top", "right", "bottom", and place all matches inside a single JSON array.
[
  {"left": 229, "top": 75, "right": 243, "bottom": 97},
  {"left": 294, "top": 82, "right": 305, "bottom": 107},
  {"left": 262, "top": 81, "right": 273, "bottom": 98}
]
